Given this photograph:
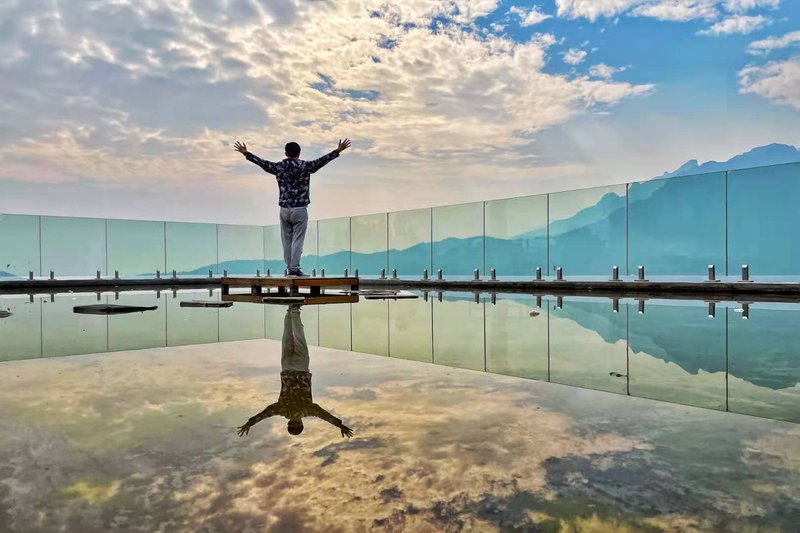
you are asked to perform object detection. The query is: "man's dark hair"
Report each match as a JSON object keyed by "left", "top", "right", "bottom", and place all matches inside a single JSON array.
[
  {"left": 287, "top": 419, "right": 304, "bottom": 435},
  {"left": 285, "top": 142, "right": 301, "bottom": 158}
]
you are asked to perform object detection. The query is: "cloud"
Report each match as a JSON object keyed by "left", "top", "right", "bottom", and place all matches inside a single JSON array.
[
  {"left": 0, "top": 0, "right": 654, "bottom": 188},
  {"left": 508, "top": 5, "right": 552, "bottom": 26},
  {"left": 739, "top": 59, "right": 800, "bottom": 111},
  {"left": 631, "top": 1, "right": 719, "bottom": 21},
  {"left": 589, "top": 63, "right": 627, "bottom": 79},
  {"left": 721, "top": 0, "right": 780, "bottom": 13},
  {"left": 556, "top": 0, "right": 778, "bottom": 22},
  {"left": 747, "top": 30, "right": 800, "bottom": 54},
  {"left": 556, "top": 0, "right": 643, "bottom": 21},
  {"left": 699, "top": 14, "right": 770, "bottom": 35},
  {"left": 563, "top": 48, "right": 588, "bottom": 65}
]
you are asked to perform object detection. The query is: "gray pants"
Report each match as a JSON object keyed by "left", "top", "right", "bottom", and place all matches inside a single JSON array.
[
  {"left": 280, "top": 207, "right": 308, "bottom": 271},
  {"left": 281, "top": 307, "right": 309, "bottom": 372}
]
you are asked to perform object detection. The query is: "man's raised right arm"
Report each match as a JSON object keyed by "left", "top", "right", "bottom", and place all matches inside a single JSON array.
[{"left": 234, "top": 140, "right": 280, "bottom": 175}]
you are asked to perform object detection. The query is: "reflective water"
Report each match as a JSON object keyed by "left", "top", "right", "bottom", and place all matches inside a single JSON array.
[{"left": 0, "top": 290, "right": 799, "bottom": 530}]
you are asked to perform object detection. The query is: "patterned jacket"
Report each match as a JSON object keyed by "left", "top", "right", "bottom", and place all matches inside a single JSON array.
[{"left": 245, "top": 150, "right": 339, "bottom": 208}]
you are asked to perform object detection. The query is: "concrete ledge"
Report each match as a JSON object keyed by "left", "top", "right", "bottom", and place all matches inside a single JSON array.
[
  {"left": 3, "top": 277, "right": 800, "bottom": 302},
  {"left": 0, "top": 277, "right": 218, "bottom": 294},
  {"left": 360, "top": 278, "right": 800, "bottom": 302}
]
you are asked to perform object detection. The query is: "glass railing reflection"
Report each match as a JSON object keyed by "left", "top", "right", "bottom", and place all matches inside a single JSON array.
[{"left": 1, "top": 289, "right": 797, "bottom": 423}]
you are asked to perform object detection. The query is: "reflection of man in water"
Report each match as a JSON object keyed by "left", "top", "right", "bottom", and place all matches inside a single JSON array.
[{"left": 237, "top": 305, "right": 354, "bottom": 438}]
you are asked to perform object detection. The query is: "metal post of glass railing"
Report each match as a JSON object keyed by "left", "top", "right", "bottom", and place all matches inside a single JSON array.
[
  {"left": 611, "top": 266, "right": 620, "bottom": 281},
  {"left": 636, "top": 265, "right": 648, "bottom": 282},
  {"left": 490, "top": 268, "right": 496, "bottom": 281},
  {"left": 555, "top": 267, "right": 563, "bottom": 281},
  {"left": 535, "top": 267, "right": 542, "bottom": 281}
]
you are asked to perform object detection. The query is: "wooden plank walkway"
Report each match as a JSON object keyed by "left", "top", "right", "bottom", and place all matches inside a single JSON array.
[{"left": 220, "top": 276, "right": 359, "bottom": 297}]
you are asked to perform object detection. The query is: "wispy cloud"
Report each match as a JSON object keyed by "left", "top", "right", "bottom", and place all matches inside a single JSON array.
[
  {"left": 508, "top": 5, "right": 552, "bottom": 26},
  {"left": 747, "top": 30, "right": 800, "bottom": 54},
  {"left": 563, "top": 48, "right": 589, "bottom": 65},
  {"left": 740, "top": 59, "right": 800, "bottom": 111},
  {"left": 699, "top": 14, "right": 771, "bottom": 35}
]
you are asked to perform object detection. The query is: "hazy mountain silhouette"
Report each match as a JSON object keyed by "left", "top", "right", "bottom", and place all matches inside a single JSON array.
[
  {"left": 659, "top": 143, "right": 800, "bottom": 178},
  {"left": 0, "top": 271, "right": 14, "bottom": 277}
]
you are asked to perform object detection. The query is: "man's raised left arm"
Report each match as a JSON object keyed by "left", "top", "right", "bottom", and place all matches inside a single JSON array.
[{"left": 307, "top": 138, "right": 351, "bottom": 174}]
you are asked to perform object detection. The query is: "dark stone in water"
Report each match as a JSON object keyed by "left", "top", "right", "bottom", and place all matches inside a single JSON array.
[{"left": 73, "top": 304, "right": 158, "bottom": 315}]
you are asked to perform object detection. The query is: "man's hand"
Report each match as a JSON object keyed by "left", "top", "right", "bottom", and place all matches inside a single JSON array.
[
  {"left": 233, "top": 141, "right": 248, "bottom": 155},
  {"left": 340, "top": 424, "right": 354, "bottom": 438},
  {"left": 237, "top": 423, "right": 251, "bottom": 437},
  {"left": 335, "top": 138, "right": 351, "bottom": 154}
]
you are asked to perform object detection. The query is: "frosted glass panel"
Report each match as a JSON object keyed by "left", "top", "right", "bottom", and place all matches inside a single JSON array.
[
  {"left": 166, "top": 290, "right": 219, "bottom": 346},
  {"left": 486, "top": 295, "right": 548, "bottom": 380},
  {"left": 549, "top": 297, "right": 627, "bottom": 394},
  {"left": 107, "top": 219, "right": 165, "bottom": 278},
  {"left": 352, "top": 298, "right": 388, "bottom": 356},
  {"left": 351, "top": 213, "right": 387, "bottom": 278},
  {"left": 728, "top": 303, "right": 800, "bottom": 423},
  {"left": 0, "top": 295, "right": 42, "bottom": 361},
  {"left": 629, "top": 301, "right": 726, "bottom": 410},
  {"left": 0, "top": 214, "right": 40, "bottom": 278},
  {"left": 729, "top": 163, "right": 800, "bottom": 279},
  {"left": 388, "top": 208, "right": 431, "bottom": 278},
  {"left": 389, "top": 294, "right": 432, "bottom": 362},
  {"left": 107, "top": 292, "right": 166, "bottom": 351},
  {"left": 166, "top": 222, "right": 217, "bottom": 278},
  {"left": 42, "top": 293, "right": 108, "bottom": 357},
  {"left": 41, "top": 216, "right": 106, "bottom": 278},
  {"left": 219, "top": 298, "right": 265, "bottom": 341},
  {"left": 485, "top": 195, "right": 547, "bottom": 278},
  {"left": 218, "top": 224, "right": 264, "bottom": 276},
  {"left": 433, "top": 294, "right": 484, "bottom": 371},
  {"left": 629, "top": 173, "right": 725, "bottom": 278},
  {"left": 264, "top": 224, "right": 283, "bottom": 274},
  {"left": 318, "top": 302, "right": 351, "bottom": 350},
  {"left": 548, "top": 185, "right": 626, "bottom": 278},
  {"left": 433, "top": 202, "right": 483, "bottom": 278},
  {"left": 318, "top": 217, "right": 350, "bottom": 275}
]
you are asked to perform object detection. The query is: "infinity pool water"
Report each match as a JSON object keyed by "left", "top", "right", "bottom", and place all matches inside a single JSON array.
[{"left": 0, "top": 290, "right": 798, "bottom": 531}]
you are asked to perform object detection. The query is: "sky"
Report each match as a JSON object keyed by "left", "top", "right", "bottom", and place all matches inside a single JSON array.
[{"left": 1, "top": 0, "right": 798, "bottom": 225}]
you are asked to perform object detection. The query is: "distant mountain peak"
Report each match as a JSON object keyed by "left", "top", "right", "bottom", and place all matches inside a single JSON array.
[{"left": 660, "top": 143, "right": 800, "bottom": 179}]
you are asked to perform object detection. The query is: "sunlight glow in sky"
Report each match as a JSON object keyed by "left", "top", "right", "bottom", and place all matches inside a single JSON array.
[{"left": 1, "top": 0, "right": 798, "bottom": 224}]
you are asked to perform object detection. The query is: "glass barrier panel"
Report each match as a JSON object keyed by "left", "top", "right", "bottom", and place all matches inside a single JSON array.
[
  {"left": 388, "top": 208, "right": 431, "bottom": 278},
  {"left": 0, "top": 295, "right": 42, "bottom": 361},
  {"left": 549, "top": 297, "right": 627, "bottom": 394},
  {"left": 318, "top": 302, "right": 351, "bottom": 350},
  {"left": 0, "top": 214, "right": 40, "bottom": 278},
  {"left": 166, "top": 222, "right": 217, "bottom": 278},
  {"left": 264, "top": 224, "right": 284, "bottom": 275},
  {"left": 433, "top": 293, "right": 485, "bottom": 371},
  {"left": 107, "top": 219, "right": 166, "bottom": 278},
  {"left": 317, "top": 217, "right": 350, "bottom": 275},
  {"left": 728, "top": 163, "right": 800, "bottom": 280},
  {"left": 304, "top": 220, "right": 319, "bottom": 274},
  {"left": 166, "top": 290, "right": 219, "bottom": 346},
  {"left": 728, "top": 302, "right": 800, "bottom": 423},
  {"left": 485, "top": 195, "right": 547, "bottom": 279},
  {"left": 219, "top": 288, "right": 266, "bottom": 341},
  {"left": 352, "top": 298, "right": 389, "bottom": 356},
  {"left": 351, "top": 213, "right": 388, "bottom": 278},
  {"left": 218, "top": 224, "right": 264, "bottom": 276},
  {"left": 388, "top": 293, "right": 432, "bottom": 362},
  {"left": 41, "top": 216, "right": 106, "bottom": 278},
  {"left": 548, "top": 185, "right": 626, "bottom": 279},
  {"left": 486, "top": 294, "right": 548, "bottom": 380},
  {"left": 629, "top": 172, "right": 725, "bottom": 279},
  {"left": 107, "top": 291, "right": 167, "bottom": 351},
  {"left": 432, "top": 202, "right": 483, "bottom": 279},
  {"left": 628, "top": 300, "right": 726, "bottom": 410},
  {"left": 42, "top": 293, "right": 108, "bottom": 357}
]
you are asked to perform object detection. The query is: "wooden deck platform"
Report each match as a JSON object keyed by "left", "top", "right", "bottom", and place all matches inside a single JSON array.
[
  {"left": 220, "top": 276, "right": 359, "bottom": 305},
  {"left": 221, "top": 293, "right": 359, "bottom": 306},
  {"left": 220, "top": 276, "right": 358, "bottom": 296}
]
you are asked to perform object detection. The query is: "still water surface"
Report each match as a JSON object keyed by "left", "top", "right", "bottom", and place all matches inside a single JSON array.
[{"left": 0, "top": 290, "right": 798, "bottom": 531}]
